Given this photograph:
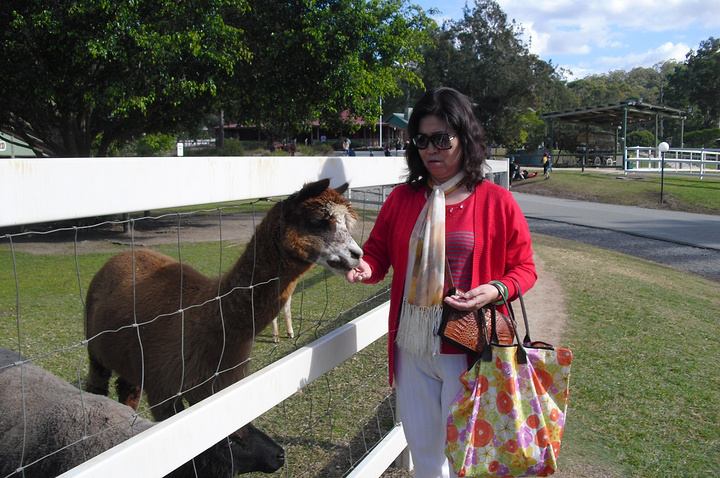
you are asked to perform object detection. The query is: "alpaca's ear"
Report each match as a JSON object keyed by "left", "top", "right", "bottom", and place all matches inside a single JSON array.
[
  {"left": 334, "top": 183, "right": 349, "bottom": 195},
  {"left": 295, "top": 178, "right": 331, "bottom": 203}
]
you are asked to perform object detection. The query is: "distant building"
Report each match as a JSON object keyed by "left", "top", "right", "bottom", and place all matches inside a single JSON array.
[
  {"left": 217, "top": 109, "right": 411, "bottom": 149},
  {"left": 0, "top": 132, "right": 39, "bottom": 158}
]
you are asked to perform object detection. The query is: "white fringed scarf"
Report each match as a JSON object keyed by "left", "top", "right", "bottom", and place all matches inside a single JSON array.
[{"left": 396, "top": 171, "right": 465, "bottom": 357}]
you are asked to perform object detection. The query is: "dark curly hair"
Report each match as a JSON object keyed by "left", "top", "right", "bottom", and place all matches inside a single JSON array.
[{"left": 405, "top": 87, "right": 488, "bottom": 190}]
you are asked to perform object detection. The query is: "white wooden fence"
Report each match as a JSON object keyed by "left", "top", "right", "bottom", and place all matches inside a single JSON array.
[
  {"left": 0, "top": 155, "right": 508, "bottom": 477},
  {"left": 625, "top": 147, "right": 720, "bottom": 178}
]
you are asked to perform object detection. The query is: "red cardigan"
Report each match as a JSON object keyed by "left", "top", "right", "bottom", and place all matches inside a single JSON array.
[{"left": 360, "top": 180, "right": 537, "bottom": 385}]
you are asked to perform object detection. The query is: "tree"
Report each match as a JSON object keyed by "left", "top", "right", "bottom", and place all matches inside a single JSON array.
[
  {"left": 667, "top": 37, "right": 720, "bottom": 129},
  {"left": 0, "top": 1, "right": 250, "bottom": 157},
  {"left": 419, "top": 0, "right": 560, "bottom": 148},
  {"left": 1, "top": 0, "right": 433, "bottom": 155},
  {"left": 568, "top": 73, "right": 640, "bottom": 107},
  {"left": 222, "top": 0, "right": 434, "bottom": 141}
]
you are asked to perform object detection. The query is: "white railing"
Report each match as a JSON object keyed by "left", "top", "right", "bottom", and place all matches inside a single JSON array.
[
  {"left": 1, "top": 155, "right": 508, "bottom": 477},
  {"left": 625, "top": 147, "right": 720, "bottom": 178},
  {"left": 64, "top": 303, "right": 396, "bottom": 478}
]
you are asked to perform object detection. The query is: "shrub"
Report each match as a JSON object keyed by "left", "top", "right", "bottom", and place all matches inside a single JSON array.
[
  {"left": 684, "top": 128, "right": 720, "bottom": 148},
  {"left": 626, "top": 130, "right": 655, "bottom": 147},
  {"left": 218, "top": 138, "right": 246, "bottom": 156},
  {"left": 136, "top": 133, "right": 176, "bottom": 157},
  {"left": 297, "top": 143, "right": 334, "bottom": 156}
]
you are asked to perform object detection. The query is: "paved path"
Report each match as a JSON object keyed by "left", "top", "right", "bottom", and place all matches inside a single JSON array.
[
  {"left": 511, "top": 192, "right": 720, "bottom": 283},
  {"left": 513, "top": 193, "right": 720, "bottom": 251}
]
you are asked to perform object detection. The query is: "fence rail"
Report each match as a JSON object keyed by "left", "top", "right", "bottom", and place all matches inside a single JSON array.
[
  {"left": 63, "top": 303, "right": 394, "bottom": 478},
  {"left": 625, "top": 147, "right": 720, "bottom": 178},
  {"left": 1, "top": 155, "right": 508, "bottom": 477}
]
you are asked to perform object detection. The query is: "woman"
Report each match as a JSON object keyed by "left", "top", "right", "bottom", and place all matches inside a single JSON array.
[{"left": 346, "top": 87, "right": 536, "bottom": 478}]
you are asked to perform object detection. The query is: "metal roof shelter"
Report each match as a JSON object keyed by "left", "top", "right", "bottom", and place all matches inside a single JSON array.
[{"left": 540, "top": 100, "right": 687, "bottom": 168}]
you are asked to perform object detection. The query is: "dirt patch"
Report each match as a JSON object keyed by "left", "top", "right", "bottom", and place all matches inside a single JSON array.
[
  {"left": 520, "top": 256, "right": 566, "bottom": 345},
  {"left": 2, "top": 210, "right": 263, "bottom": 255},
  {"left": 382, "top": 255, "right": 586, "bottom": 478}
]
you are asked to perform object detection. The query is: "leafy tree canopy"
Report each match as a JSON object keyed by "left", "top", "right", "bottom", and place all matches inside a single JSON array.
[
  {"left": 1, "top": 0, "right": 433, "bottom": 156},
  {"left": 223, "top": 0, "right": 434, "bottom": 140},
  {"left": 1, "top": 0, "right": 249, "bottom": 157},
  {"left": 418, "top": 0, "right": 562, "bottom": 148},
  {"left": 667, "top": 37, "right": 720, "bottom": 129}
]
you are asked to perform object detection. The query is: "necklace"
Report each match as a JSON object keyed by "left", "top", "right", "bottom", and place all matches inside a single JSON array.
[{"left": 427, "top": 172, "right": 464, "bottom": 196}]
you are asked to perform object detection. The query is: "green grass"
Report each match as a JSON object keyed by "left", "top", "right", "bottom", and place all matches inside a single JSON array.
[
  {"left": 3, "top": 178, "right": 720, "bottom": 476},
  {"left": 4, "top": 233, "right": 719, "bottom": 476},
  {"left": 533, "top": 234, "right": 720, "bottom": 476},
  {"left": 0, "top": 208, "right": 396, "bottom": 477},
  {"left": 512, "top": 169, "right": 720, "bottom": 215}
]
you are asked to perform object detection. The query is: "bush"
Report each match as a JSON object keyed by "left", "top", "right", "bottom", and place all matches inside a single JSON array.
[
  {"left": 105, "top": 140, "right": 136, "bottom": 157},
  {"left": 217, "top": 138, "right": 246, "bottom": 156},
  {"left": 297, "top": 143, "right": 334, "bottom": 156},
  {"left": 136, "top": 133, "right": 176, "bottom": 156},
  {"left": 626, "top": 130, "right": 655, "bottom": 147},
  {"left": 684, "top": 128, "right": 720, "bottom": 148}
]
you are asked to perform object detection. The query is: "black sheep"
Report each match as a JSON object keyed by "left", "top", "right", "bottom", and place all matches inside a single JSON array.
[{"left": 0, "top": 347, "right": 284, "bottom": 477}]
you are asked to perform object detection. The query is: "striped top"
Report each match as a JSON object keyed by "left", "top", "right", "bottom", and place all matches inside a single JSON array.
[{"left": 446, "top": 195, "right": 475, "bottom": 293}]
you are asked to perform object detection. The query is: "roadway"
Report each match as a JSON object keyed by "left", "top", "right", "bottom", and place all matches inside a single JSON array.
[
  {"left": 512, "top": 192, "right": 720, "bottom": 282},
  {"left": 513, "top": 192, "right": 720, "bottom": 251}
]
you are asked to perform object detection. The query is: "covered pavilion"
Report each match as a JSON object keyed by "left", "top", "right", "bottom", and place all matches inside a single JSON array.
[{"left": 540, "top": 100, "right": 687, "bottom": 169}]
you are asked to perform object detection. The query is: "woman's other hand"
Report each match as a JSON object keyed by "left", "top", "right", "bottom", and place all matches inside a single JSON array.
[{"left": 443, "top": 283, "right": 501, "bottom": 310}]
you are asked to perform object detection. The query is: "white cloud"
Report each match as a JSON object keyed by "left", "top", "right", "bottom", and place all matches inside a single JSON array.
[
  {"left": 498, "top": 0, "right": 717, "bottom": 57},
  {"left": 493, "top": 0, "right": 717, "bottom": 78},
  {"left": 556, "top": 41, "right": 692, "bottom": 80},
  {"left": 417, "top": 0, "right": 716, "bottom": 79},
  {"left": 595, "top": 42, "right": 692, "bottom": 71}
]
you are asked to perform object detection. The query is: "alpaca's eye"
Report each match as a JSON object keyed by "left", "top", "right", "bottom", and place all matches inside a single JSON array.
[{"left": 308, "top": 217, "right": 328, "bottom": 228}]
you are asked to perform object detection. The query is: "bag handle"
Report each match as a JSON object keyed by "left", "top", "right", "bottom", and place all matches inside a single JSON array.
[
  {"left": 483, "top": 281, "right": 528, "bottom": 365},
  {"left": 507, "top": 278, "right": 555, "bottom": 349},
  {"left": 488, "top": 279, "right": 530, "bottom": 341},
  {"left": 509, "top": 278, "right": 532, "bottom": 345}
]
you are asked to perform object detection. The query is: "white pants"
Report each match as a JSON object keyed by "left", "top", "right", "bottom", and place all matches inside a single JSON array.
[{"left": 394, "top": 346, "right": 467, "bottom": 478}]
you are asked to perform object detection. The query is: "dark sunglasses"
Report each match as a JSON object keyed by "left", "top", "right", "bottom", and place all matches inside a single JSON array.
[{"left": 412, "top": 132, "right": 456, "bottom": 150}]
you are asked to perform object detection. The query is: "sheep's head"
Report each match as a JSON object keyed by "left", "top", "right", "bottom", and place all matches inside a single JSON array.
[
  {"left": 281, "top": 179, "right": 362, "bottom": 274},
  {"left": 187, "top": 423, "right": 284, "bottom": 476}
]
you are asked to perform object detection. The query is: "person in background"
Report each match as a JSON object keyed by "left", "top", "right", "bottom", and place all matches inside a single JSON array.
[
  {"left": 510, "top": 155, "right": 523, "bottom": 185},
  {"left": 345, "top": 87, "right": 536, "bottom": 478},
  {"left": 543, "top": 152, "right": 551, "bottom": 179}
]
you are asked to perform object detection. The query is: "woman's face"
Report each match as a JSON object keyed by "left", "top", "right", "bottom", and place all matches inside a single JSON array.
[{"left": 417, "top": 115, "right": 463, "bottom": 184}]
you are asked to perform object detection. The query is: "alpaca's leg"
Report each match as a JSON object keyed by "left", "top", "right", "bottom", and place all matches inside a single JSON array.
[
  {"left": 116, "top": 377, "right": 142, "bottom": 410},
  {"left": 272, "top": 318, "right": 280, "bottom": 343},
  {"left": 273, "top": 299, "right": 293, "bottom": 343},
  {"left": 283, "top": 299, "right": 294, "bottom": 339},
  {"left": 147, "top": 391, "right": 185, "bottom": 421},
  {"left": 85, "top": 355, "right": 112, "bottom": 396}
]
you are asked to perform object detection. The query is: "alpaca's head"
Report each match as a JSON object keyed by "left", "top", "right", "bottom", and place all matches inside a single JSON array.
[{"left": 280, "top": 179, "right": 362, "bottom": 274}]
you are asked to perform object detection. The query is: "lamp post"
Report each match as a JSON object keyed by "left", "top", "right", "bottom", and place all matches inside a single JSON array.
[{"left": 658, "top": 141, "right": 670, "bottom": 204}]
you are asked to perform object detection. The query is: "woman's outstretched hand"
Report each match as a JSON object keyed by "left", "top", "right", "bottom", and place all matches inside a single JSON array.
[{"left": 345, "top": 258, "right": 372, "bottom": 283}]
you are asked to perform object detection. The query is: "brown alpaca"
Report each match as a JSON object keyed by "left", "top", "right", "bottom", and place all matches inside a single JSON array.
[{"left": 84, "top": 179, "right": 362, "bottom": 421}]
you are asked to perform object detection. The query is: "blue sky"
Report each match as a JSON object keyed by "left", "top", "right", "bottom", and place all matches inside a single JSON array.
[{"left": 415, "top": 0, "right": 720, "bottom": 80}]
